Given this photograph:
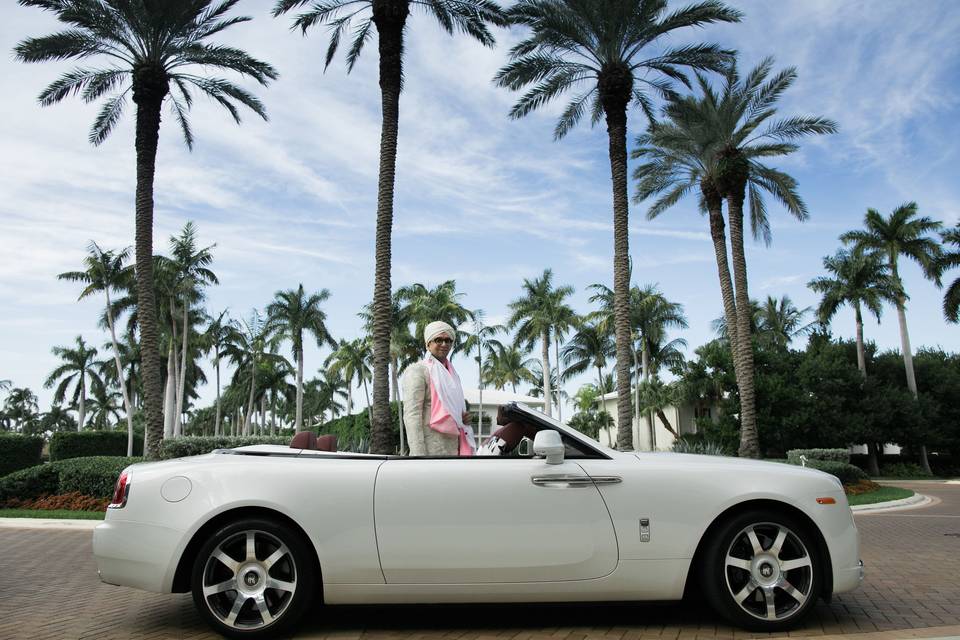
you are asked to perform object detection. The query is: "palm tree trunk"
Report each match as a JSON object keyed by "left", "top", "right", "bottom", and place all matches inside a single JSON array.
[
  {"left": 295, "top": 342, "right": 304, "bottom": 430},
  {"left": 104, "top": 289, "right": 135, "bottom": 456},
  {"left": 369, "top": 2, "right": 409, "bottom": 455},
  {"left": 854, "top": 304, "right": 867, "bottom": 376},
  {"left": 163, "top": 345, "right": 176, "bottom": 439},
  {"left": 392, "top": 357, "right": 405, "bottom": 454},
  {"left": 175, "top": 298, "right": 189, "bottom": 437},
  {"left": 271, "top": 389, "right": 277, "bottom": 435},
  {"left": 656, "top": 409, "right": 679, "bottom": 438},
  {"left": 243, "top": 362, "right": 256, "bottom": 435},
  {"left": 642, "top": 345, "right": 655, "bottom": 450},
  {"left": 133, "top": 95, "right": 165, "bottom": 459},
  {"left": 78, "top": 373, "right": 86, "bottom": 431},
  {"left": 261, "top": 394, "right": 268, "bottom": 436},
  {"left": 540, "top": 330, "right": 552, "bottom": 417},
  {"left": 632, "top": 340, "right": 641, "bottom": 447},
  {"left": 726, "top": 190, "right": 760, "bottom": 459},
  {"left": 603, "top": 100, "right": 633, "bottom": 450},
  {"left": 214, "top": 355, "right": 221, "bottom": 437},
  {"left": 554, "top": 335, "right": 562, "bottom": 423}
]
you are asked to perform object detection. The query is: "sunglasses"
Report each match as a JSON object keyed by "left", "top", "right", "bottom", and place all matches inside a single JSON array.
[{"left": 431, "top": 337, "right": 454, "bottom": 345}]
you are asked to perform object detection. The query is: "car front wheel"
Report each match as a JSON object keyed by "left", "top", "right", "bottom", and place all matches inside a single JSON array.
[
  {"left": 191, "top": 517, "right": 316, "bottom": 639},
  {"left": 702, "top": 510, "right": 822, "bottom": 632}
]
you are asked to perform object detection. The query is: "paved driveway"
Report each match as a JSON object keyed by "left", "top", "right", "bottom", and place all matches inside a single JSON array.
[{"left": 1, "top": 482, "right": 959, "bottom": 640}]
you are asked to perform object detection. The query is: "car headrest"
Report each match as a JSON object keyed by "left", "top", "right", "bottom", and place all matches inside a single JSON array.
[
  {"left": 496, "top": 405, "right": 511, "bottom": 426},
  {"left": 290, "top": 431, "right": 318, "bottom": 450},
  {"left": 316, "top": 434, "right": 337, "bottom": 452}
]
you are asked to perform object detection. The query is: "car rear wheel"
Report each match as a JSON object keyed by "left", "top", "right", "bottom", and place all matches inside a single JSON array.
[
  {"left": 702, "top": 510, "right": 822, "bottom": 632},
  {"left": 191, "top": 518, "right": 316, "bottom": 639}
]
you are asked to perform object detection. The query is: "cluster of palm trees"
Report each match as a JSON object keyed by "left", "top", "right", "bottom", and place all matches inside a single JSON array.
[{"left": 15, "top": 1, "right": 958, "bottom": 460}]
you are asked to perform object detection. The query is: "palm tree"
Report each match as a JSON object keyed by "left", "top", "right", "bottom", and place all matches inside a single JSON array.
[
  {"left": 482, "top": 344, "right": 536, "bottom": 393},
  {"left": 223, "top": 311, "right": 278, "bottom": 435},
  {"left": 201, "top": 309, "right": 231, "bottom": 436},
  {"left": 633, "top": 57, "right": 836, "bottom": 457},
  {"left": 507, "top": 269, "right": 573, "bottom": 418},
  {"left": 304, "top": 371, "right": 349, "bottom": 427},
  {"left": 168, "top": 222, "right": 217, "bottom": 436},
  {"left": 497, "top": 0, "right": 740, "bottom": 448},
  {"left": 16, "top": 0, "right": 277, "bottom": 458},
  {"left": 3, "top": 387, "right": 39, "bottom": 432},
  {"left": 841, "top": 203, "right": 943, "bottom": 474},
  {"left": 40, "top": 404, "right": 77, "bottom": 433},
  {"left": 461, "top": 310, "right": 505, "bottom": 439},
  {"left": 397, "top": 281, "right": 474, "bottom": 349},
  {"left": 940, "top": 226, "right": 960, "bottom": 323},
  {"left": 44, "top": 336, "right": 104, "bottom": 430},
  {"left": 58, "top": 241, "right": 137, "bottom": 453},
  {"left": 325, "top": 339, "right": 373, "bottom": 418},
  {"left": 267, "top": 284, "right": 335, "bottom": 431},
  {"left": 87, "top": 385, "right": 123, "bottom": 431},
  {"left": 561, "top": 319, "right": 615, "bottom": 415},
  {"left": 274, "top": 0, "right": 506, "bottom": 456},
  {"left": 808, "top": 247, "right": 899, "bottom": 477},
  {"left": 756, "top": 295, "right": 815, "bottom": 350}
]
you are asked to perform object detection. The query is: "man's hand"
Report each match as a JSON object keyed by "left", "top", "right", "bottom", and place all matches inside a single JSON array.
[{"left": 462, "top": 411, "right": 471, "bottom": 425}]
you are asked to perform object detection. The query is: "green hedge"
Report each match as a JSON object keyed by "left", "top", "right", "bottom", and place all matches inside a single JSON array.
[
  {"left": 159, "top": 436, "right": 291, "bottom": 459},
  {"left": 0, "top": 456, "right": 139, "bottom": 501},
  {"left": 49, "top": 431, "right": 143, "bottom": 461},
  {"left": 788, "top": 459, "right": 867, "bottom": 485},
  {"left": 0, "top": 434, "right": 44, "bottom": 477},
  {"left": 316, "top": 403, "right": 400, "bottom": 452},
  {"left": 786, "top": 448, "right": 850, "bottom": 465}
]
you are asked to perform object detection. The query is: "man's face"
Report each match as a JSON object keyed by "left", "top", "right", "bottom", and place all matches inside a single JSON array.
[{"left": 427, "top": 332, "right": 454, "bottom": 360}]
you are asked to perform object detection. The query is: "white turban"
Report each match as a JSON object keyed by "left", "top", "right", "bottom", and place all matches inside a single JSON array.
[{"left": 424, "top": 321, "right": 456, "bottom": 347}]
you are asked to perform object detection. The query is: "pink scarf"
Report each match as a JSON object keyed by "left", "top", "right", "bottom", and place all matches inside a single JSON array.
[{"left": 424, "top": 354, "right": 476, "bottom": 456}]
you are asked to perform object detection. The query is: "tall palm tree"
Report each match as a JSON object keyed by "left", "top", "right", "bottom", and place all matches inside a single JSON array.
[
  {"left": 58, "top": 241, "right": 137, "bottom": 454},
  {"left": 497, "top": 0, "right": 740, "bottom": 448},
  {"left": 841, "top": 203, "right": 943, "bottom": 474},
  {"left": 267, "top": 284, "right": 335, "bottom": 430},
  {"left": 168, "top": 222, "right": 217, "bottom": 436},
  {"left": 561, "top": 319, "right": 615, "bottom": 416},
  {"left": 756, "top": 295, "right": 815, "bottom": 350},
  {"left": 223, "top": 311, "right": 278, "bottom": 435},
  {"left": 547, "top": 286, "right": 577, "bottom": 422},
  {"left": 201, "top": 309, "right": 231, "bottom": 436},
  {"left": 3, "top": 387, "right": 39, "bottom": 432},
  {"left": 304, "top": 370, "right": 349, "bottom": 426},
  {"left": 325, "top": 339, "right": 373, "bottom": 417},
  {"left": 44, "top": 336, "right": 104, "bottom": 430},
  {"left": 633, "top": 57, "right": 836, "bottom": 457},
  {"left": 274, "top": 0, "right": 506, "bottom": 456},
  {"left": 940, "top": 225, "right": 960, "bottom": 323},
  {"left": 397, "top": 281, "right": 474, "bottom": 349},
  {"left": 16, "top": 0, "right": 277, "bottom": 458},
  {"left": 87, "top": 385, "right": 123, "bottom": 431},
  {"left": 461, "top": 310, "right": 505, "bottom": 438},
  {"left": 809, "top": 247, "right": 899, "bottom": 477},
  {"left": 508, "top": 269, "right": 573, "bottom": 418},
  {"left": 482, "top": 344, "right": 536, "bottom": 393}
]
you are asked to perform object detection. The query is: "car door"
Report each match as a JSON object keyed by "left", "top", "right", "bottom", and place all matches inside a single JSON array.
[{"left": 374, "top": 456, "right": 618, "bottom": 584}]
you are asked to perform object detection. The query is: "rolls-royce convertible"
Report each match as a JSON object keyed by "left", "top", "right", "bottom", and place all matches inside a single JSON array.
[{"left": 93, "top": 403, "right": 862, "bottom": 638}]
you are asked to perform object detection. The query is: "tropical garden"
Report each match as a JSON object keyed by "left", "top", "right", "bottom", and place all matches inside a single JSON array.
[{"left": 2, "top": 0, "right": 959, "bottom": 516}]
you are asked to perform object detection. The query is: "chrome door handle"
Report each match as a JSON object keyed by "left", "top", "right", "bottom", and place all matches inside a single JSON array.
[
  {"left": 589, "top": 476, "right": 622, "bottom": 485},
  {"left": 531, "top": 474, "right": 595, "bottom": 487}
]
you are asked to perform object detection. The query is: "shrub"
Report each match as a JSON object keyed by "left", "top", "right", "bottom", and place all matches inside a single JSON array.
[
  {"left": 671, "top": 436, "right": 733, "bottom": 456},
  {"left": 0, "top": 456, "right": 139, "bottom": 502},
  {"left": 787, "top": 458, "right": 867, "bottom": 485},
  {"left": 159, "top": 436, "right": 291, "bottom": 459},
  {"left": 786, "top": 448, "right": 850, "bottom": 465},
  {"left": 880, "top": 462, "right": 932, "bottom": 478},
  {"left": 49, "top": 430, "right": 143, "bottom": 461},
  {"left": 0, "top": 434, "right": 44, "bottom": 476}
]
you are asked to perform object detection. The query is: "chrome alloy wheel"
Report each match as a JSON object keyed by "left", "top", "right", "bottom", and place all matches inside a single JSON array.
[
  {"left": 201, "top": 529, "right": 297, "bottom": 631},
  {"left": 723, "top": 522, "right": 814, "bottom": 622}
]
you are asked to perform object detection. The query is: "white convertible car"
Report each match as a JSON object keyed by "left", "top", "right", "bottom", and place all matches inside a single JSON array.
[{"left": 94, "top": 403, "right": 862, "bottom": 638}]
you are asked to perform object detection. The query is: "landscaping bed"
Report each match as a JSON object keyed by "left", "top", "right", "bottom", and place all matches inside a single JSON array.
[{"left": 0, "top": 508, "right": 105, "bottom": 520}]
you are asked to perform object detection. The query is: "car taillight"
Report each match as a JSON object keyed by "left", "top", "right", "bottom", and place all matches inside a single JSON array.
[{"left": 108, "top": 469, "right": 131, "bottom": 509}]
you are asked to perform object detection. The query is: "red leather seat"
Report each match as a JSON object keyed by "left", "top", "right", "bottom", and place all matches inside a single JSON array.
[
  {"left": 290, "top": 432, "right": 337, "bottom": 452},
  {"left": 317, "top": 435, "right": 337, "bottom": 452}
]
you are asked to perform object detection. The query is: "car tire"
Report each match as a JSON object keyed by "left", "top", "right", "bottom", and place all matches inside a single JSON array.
[
  {"left": 701, "top": 509, "right": 822, "bottom": 632},
  {"left": 191, "top": 517, "right": 317, "bottom": 639}
]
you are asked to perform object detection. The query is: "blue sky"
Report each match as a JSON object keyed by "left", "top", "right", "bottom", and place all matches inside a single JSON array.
[{"left": 1, "top": 0, "right": 959, "bottom": 415}]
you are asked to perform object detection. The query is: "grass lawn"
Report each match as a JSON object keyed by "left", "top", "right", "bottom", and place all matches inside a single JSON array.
[
  {"left": 0, "top": 508, "right": 105, "bottom": 520},
  {"left": 847, "top": 486, "right": 914, "bottom": 506}
]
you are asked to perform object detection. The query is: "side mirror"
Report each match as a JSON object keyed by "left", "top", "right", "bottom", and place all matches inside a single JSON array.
[
  {"left": 516, "top": 437, "right": 534, "bottom": 457},
  {"left": 533, "top": 430, "right": 565, "bottom": 465}
]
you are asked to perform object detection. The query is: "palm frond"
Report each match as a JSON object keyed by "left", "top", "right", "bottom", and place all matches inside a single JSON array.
[{"left": 89, "top": 90, "right": 128, "bottom": 145}]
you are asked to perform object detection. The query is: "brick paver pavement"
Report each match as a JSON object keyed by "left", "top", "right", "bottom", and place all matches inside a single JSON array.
[{"left": 1, "top": 482, "right": 958, "bottom": 640}]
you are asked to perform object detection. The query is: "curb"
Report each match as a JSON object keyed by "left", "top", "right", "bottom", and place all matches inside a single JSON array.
[
  {"left": 851, "top": 492, "right": 929, "bottom": 513},
  {"left": 0, "top": 517, "right": 101, "bottom": 530}
]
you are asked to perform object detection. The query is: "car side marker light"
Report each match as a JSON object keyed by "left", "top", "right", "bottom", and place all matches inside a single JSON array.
[{"left": 816, "top": 497, "right": 836, "bottom": 505}]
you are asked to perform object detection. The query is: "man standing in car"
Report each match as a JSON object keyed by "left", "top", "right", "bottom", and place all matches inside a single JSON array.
[{"left": 402, "top": 321, "right": 476, "bottom": 456}]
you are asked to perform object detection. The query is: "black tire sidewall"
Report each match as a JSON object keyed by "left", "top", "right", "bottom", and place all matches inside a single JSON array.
[
  {"left": 191, "top": 517, "right": 317, "bottom": 639},
  {"left": 701, "top": 509, "right": 822, "bottom": 632}
]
